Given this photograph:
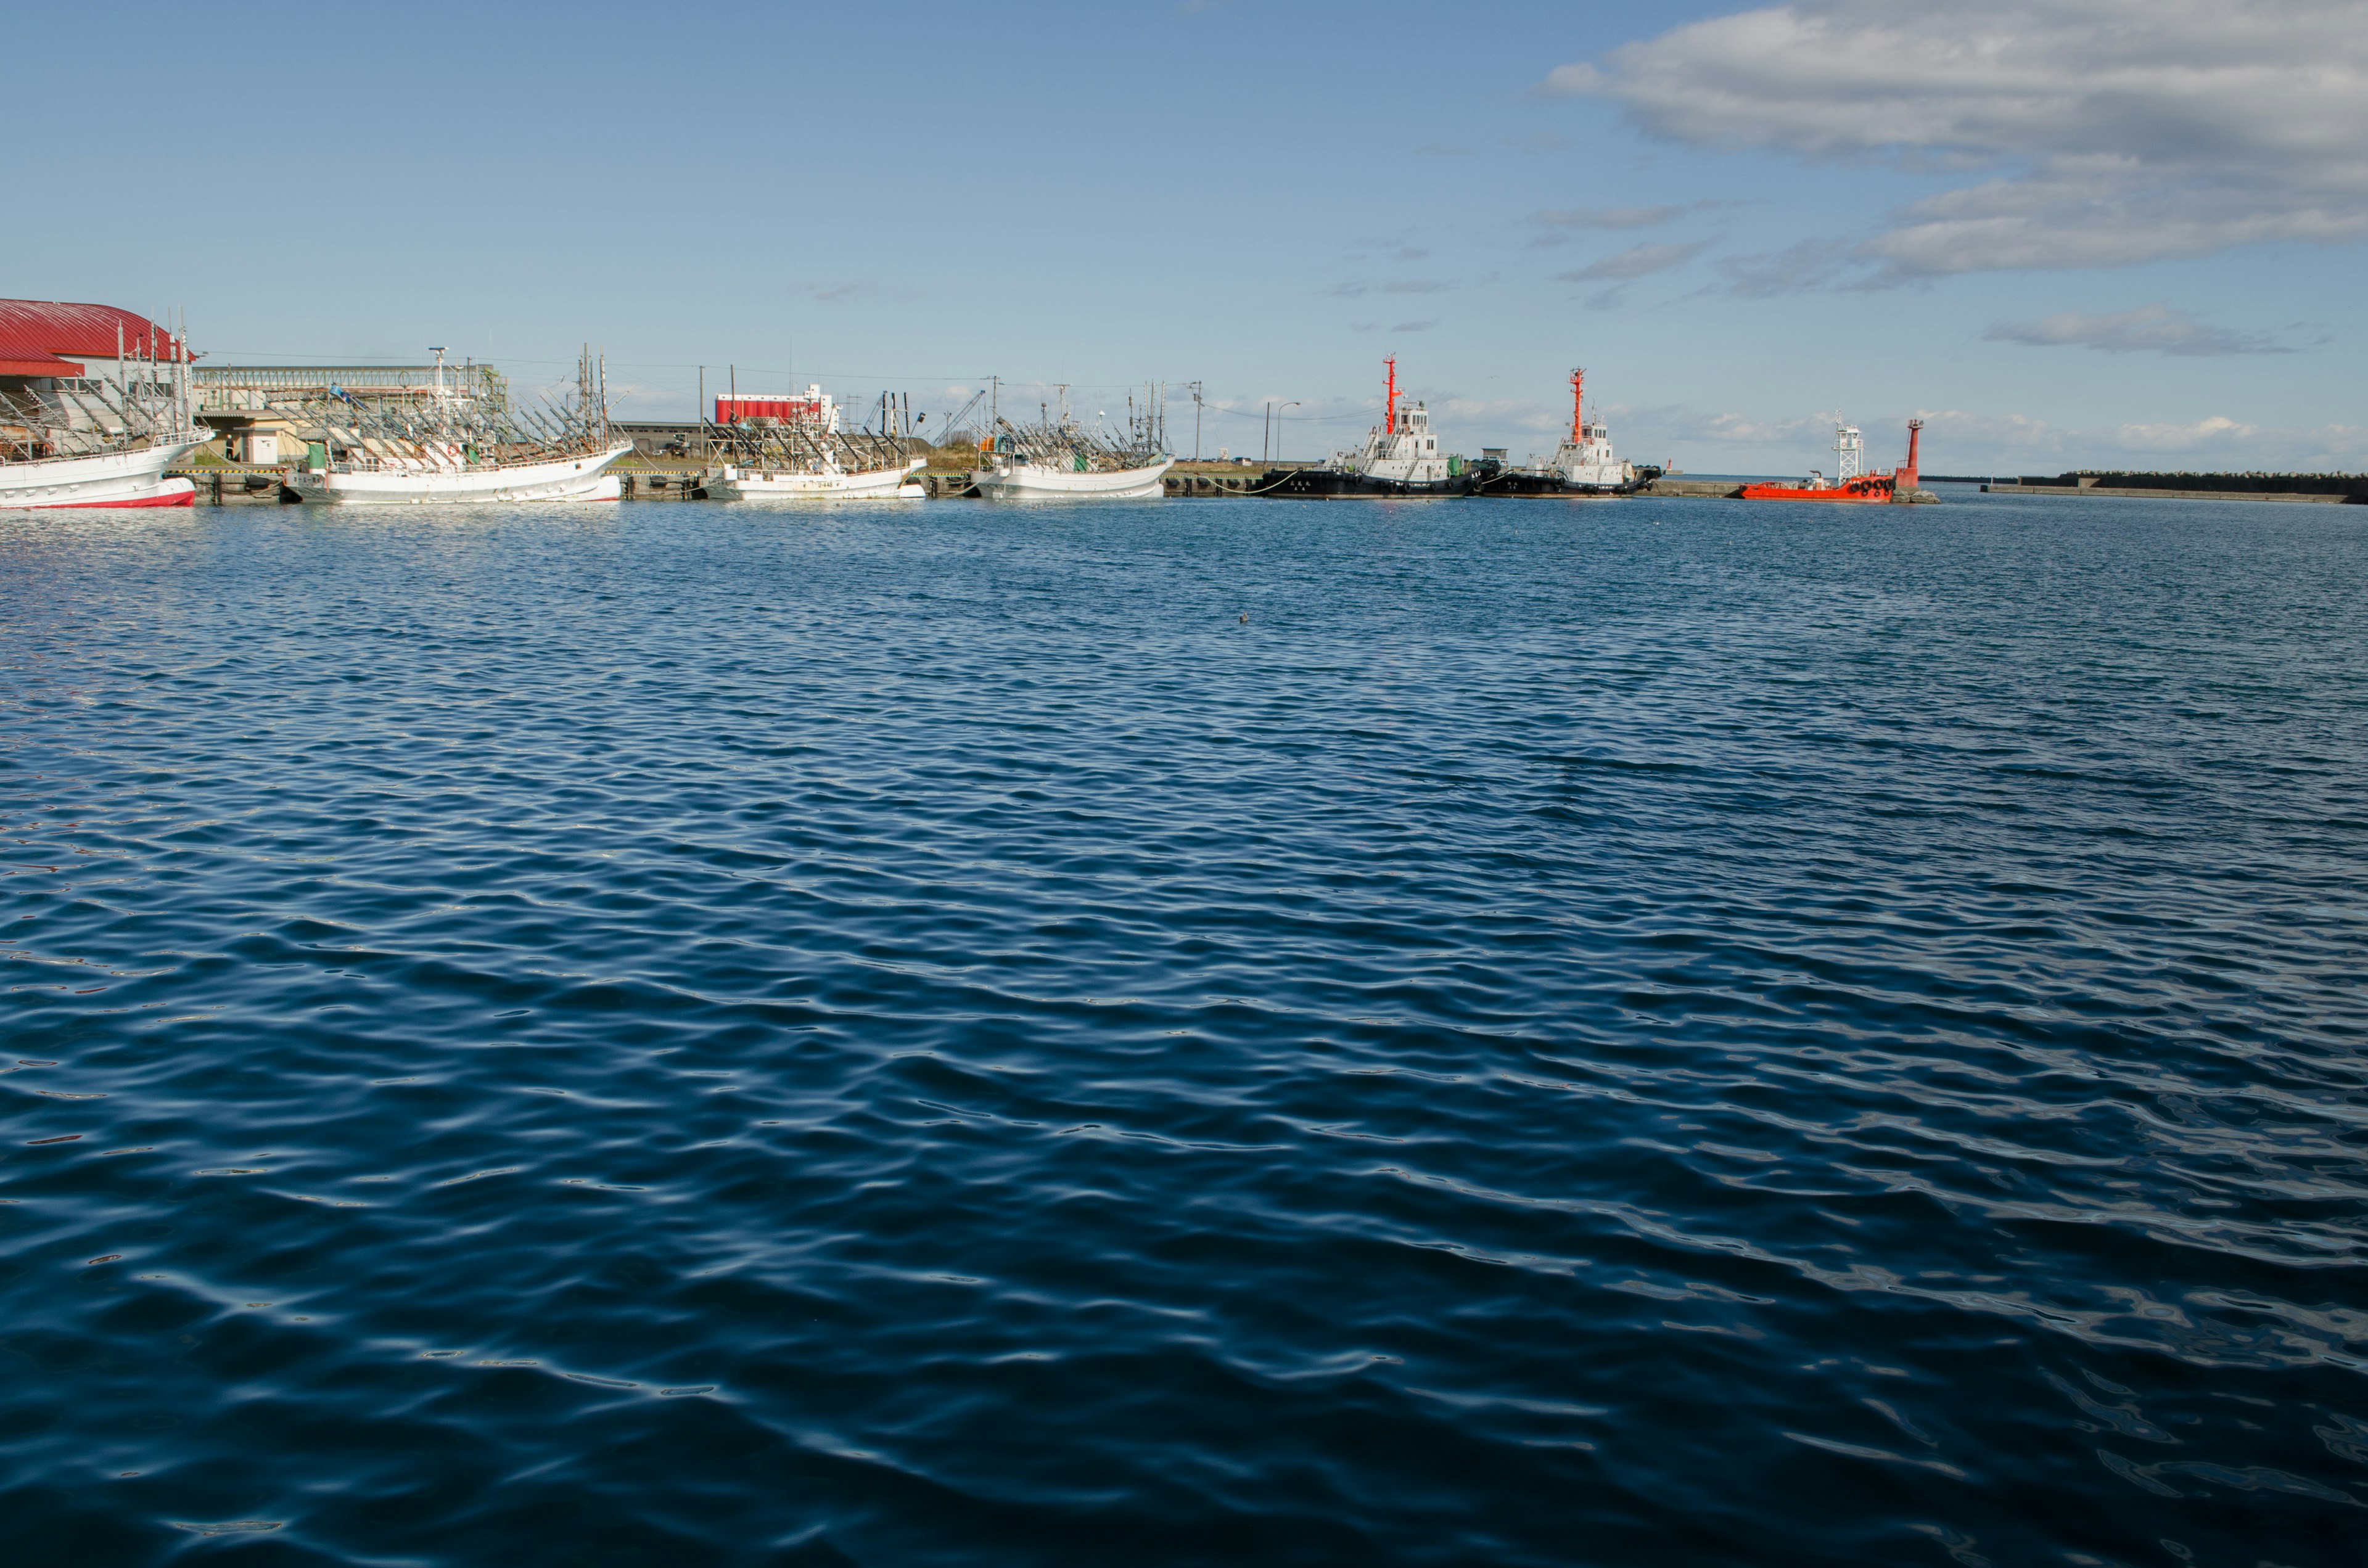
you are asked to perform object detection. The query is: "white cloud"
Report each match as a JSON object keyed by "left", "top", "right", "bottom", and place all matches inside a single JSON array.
[
  {"left": 1533, "top": 204, "right": 1687, "bottom": 230},
  {"left": 2111, "top": 414, "right": 2260, "bottom": 450},
  {"left": 1717, "top": 238, "right": 1857, "bottom": 297},
  {"left": 1984, "top": 303, "right": 2299, "bottom": 356},
  {"left": 1653, "top": 407, "right": 1844, "bottom": 447},
  {"left": 1559, "top": 240, "right": 1710, "bottom": 281},
  {"left": 1328, "top": 280, "right": 1451, "bottom": 298},
  {"left": 1545, "top": 0, "right": 2368, "bottom": 280},
  {"left": 1437, "top": 395, "right": 1565, "bottom": 435}
]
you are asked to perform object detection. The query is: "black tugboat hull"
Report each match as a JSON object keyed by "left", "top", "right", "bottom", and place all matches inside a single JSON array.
[
  {"left": 1470, "top": 464, "right": 1662, "bottom": 498},
  {"left": 1254, "top": 468, "right": 1475, "bottom": 498}
]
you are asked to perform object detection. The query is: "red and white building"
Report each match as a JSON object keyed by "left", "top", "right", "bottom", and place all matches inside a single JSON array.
[
  {"left": 714, "top": 384, "right": 840, "bottom": 430},
  {"left": 0, "top": 298, "right": 204, "bottom": 509}
]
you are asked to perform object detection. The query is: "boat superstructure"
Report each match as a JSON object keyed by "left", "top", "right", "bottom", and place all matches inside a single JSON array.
[
  {"left": 0, "top": 302, "right": 205, "bottom": 509},
  {"left": 281, "top": 347, "right": 629, "bottom": 504},
  {"left": 968, "top": 385, "right": 1172, "bottom": 499},
  {"left": 706, "top": 387, "right": 926, "bottom": 500},
  {"left": 1474, "top": 367, "right": 1655, "bottom": 497},
  {"left": 1258, "top": 358, "right": 1471, "bottom": 498},
  {"left": 1738, "top": 418, "right": 1938, "bottom": 504}
]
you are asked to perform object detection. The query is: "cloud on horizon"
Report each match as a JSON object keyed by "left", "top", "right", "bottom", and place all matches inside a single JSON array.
[
  {"left": 1543, "top": 0, "right": 2368, "bottom": 283},
  {"left": 1984, "top": 303, "right": 2303, "bottom": 356},
  {"left": 1611, "top": 403, "right": 2367, "bottom": 472}
]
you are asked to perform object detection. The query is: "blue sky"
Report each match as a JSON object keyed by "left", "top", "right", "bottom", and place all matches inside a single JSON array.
[{"left": 7, "top": 0, "right": 2361, "bottom": 473}]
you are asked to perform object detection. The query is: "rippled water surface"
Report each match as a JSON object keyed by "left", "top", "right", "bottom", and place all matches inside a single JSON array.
[{"left": 2, "top": 492, "right": 2364, "bottom": 1566}]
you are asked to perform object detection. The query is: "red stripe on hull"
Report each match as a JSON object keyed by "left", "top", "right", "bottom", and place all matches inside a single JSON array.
[
  {"left": 1737, "top": 486, "right": 1894, "bottom": 503},
  {"left": 10, "top": 487, "right": 197, "bottom": 510}
]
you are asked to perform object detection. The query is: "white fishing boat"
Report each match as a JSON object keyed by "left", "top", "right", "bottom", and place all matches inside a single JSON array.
[
  {"left": 970, "top": 456, "right": 1172, "bottom": 499},
  {"left": 282, "top": 347, "right": 628, "bottom": 505},
  {"left": 0, "top": 441, "right": 202, "bottom": 509},
  {"left": 285, "top": 445, "right": 631, "bottom": 505},
  {"left": 966, "top": 385, "right": 1172, "bottom": 500},
  {"left": 1, "top": 300, "right": 207, "bottom": 509},
  {"left": 702, "top": 385, "right": 932, "bottom": 501},
  {"left": 707, "top": 457, "right": 926, "bottom": 499}
]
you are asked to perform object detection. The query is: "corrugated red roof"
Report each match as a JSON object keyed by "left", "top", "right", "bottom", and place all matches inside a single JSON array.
[{"left": 0, "top": 298, "right": 187, "bottom": 379}]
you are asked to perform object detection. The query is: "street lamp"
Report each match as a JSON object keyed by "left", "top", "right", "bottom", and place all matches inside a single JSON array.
[{"left": 1275, "top": 401, "right": 1301, "bottom": 464}]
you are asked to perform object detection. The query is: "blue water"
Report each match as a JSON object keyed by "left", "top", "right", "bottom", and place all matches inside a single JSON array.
[{"left": 2, "top": 490, "right": 2363, "bottom": 1566}]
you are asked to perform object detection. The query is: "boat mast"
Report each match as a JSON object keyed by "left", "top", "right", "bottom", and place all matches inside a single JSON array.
[
  {"left": 1569, "top": 367, "right": 1585, "bottom": 444},
  {"left": 1384, "top": 356, "right": 1398, "bottom": 436},
  {"left": 1834, "top": 418, "right": 1864, "bottom": 482}
]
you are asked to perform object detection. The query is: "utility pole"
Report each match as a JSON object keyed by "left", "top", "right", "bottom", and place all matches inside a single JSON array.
[{"left": 1190, "top": 381, "right": 1203, "bottom": 460}]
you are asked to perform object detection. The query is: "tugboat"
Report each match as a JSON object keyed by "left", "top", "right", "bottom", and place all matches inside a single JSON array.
[
  {"left": 1256, "top": 358, "right": 1473, "bottom": 497},
  {"left": 1472, "top": 367, "right": 1658, "bottom": 497},
  {"left": 1738, "top": 418, "right": 1938, "bottom": 504}
]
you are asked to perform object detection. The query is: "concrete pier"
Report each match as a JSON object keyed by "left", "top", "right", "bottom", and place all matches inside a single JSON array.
[{"left": 1640, "top": 477, "right": 1744, "bottom": 498}]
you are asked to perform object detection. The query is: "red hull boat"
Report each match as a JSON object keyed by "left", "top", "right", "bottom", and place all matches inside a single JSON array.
[{"left": 1741, "top": 419, "right": 1923, "bottom": 503}]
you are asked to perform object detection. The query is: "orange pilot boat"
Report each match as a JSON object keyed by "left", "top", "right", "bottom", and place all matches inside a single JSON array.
[{"left": 1740, "top": 417, "right": 1933, "bottom": 504}]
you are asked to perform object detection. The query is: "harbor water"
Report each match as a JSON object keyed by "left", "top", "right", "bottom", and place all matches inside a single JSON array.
[{"left": 2, "top": 492, "right": 2363, "bottom": 1566}]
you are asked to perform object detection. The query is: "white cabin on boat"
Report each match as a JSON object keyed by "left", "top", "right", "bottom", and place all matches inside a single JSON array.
[{"left": 1345, "top": 400, "right": 1451, "bottom": 485}]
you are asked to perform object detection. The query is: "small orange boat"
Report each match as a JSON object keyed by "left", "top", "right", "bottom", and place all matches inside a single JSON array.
[{"left": 1741, "top": 418, "right": 1926, "bottom": 503}]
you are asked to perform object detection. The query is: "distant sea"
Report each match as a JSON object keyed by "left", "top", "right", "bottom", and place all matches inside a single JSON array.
[{"left": 4, "top": 491, "right": 2362, "bottom": 1566}]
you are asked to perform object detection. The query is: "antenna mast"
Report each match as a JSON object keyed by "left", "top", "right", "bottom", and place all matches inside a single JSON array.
[{"left": 1834, "top": 417, "right": 1864, "bottom": 482}]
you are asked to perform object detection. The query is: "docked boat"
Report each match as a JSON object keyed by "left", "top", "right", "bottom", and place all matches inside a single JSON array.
[
  {"left": 1471, "top": 368, "right": 1656, "bottom": 497},
  {"left": 972, "top": 457, "right": 1170, "bottom": 499},
  {"left": 708, "top": 458, "right": 926, "bottom": 499},
  {"left": 1256, "top": 358, "right": 1472, "bottom": 498},
  {"left": 968, "top": 388, "right": 1171, "bottom": 499},
  {"left": 1738, "top": 418, "right": 1938, "bottom": 504},
  {"left": 0, "top": 301, "right": 205, "bottom": 509},
  {"left": 282, "top": 347, "right": 629, "bottom": 505},
  {"left": 703, "top": 386, "right": 927, "bottom": 500},
  {"left": 285, "top": 448, "right": 631, "bottom": 505}
]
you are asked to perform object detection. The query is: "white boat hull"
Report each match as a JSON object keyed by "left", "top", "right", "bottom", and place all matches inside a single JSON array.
[
  {"left": 970, "top": 458, "right": 1172, "bottom": 500},
  {"left": 286, "top": 444, "right": 631, "bottom": 505},
  {"left": 0, "top": 438, "right": 204, "bottom": 509},
  {"left": 707, "top": 458, "right": 924, "bottom": 499}
]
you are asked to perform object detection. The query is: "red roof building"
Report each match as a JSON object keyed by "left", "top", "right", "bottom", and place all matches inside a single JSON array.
[{"left": 0, "top": 298, "right": 189, "bottom": 381}]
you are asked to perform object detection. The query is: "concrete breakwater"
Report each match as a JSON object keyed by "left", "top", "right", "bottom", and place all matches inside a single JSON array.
[{"left": 1984, "top": 472, "right": 2366, "bottom": 503}]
